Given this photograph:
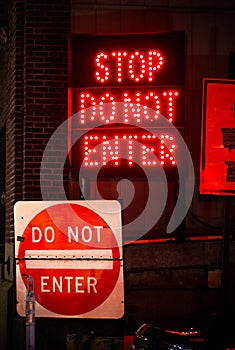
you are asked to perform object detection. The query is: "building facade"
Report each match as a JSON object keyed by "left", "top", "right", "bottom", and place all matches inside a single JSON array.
[{"left": 1, "top": 0, "right": 235, "bottom": 349}]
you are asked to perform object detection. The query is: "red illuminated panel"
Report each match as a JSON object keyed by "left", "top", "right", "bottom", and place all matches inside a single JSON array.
[
  {"left": 200, "top": 78, "right": 235, "bottom": 195},
  {"left": 69, "top": 32, "right": 185, "bottom": 88},
  {"left": 72, "top": 88, "right": 182, "bottom": 127},
  {"left": 68, "top": 32, "right": 185, "bottom": 175},
  {"left": 72, "top": 129, "right": 176, "bottom": 170},
  {"left": 94, "top": 50, "right": 164, "bottom": 83}
]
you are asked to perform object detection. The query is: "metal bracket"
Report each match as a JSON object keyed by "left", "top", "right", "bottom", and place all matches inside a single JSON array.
[{"left": 1, "top": 256, "right": 10, "bottom": 276}]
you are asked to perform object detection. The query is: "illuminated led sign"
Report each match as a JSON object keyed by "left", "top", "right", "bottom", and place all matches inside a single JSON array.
[
  {"left": 68, "top": 32, "right": 185, "bottom": 174},
  {"left": 200, "top": 78, "right": 235, "bottom": 195}
]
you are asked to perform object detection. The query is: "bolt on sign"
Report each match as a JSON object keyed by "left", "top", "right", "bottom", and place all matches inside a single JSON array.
[
  {"left": 68, "top": 32, "right": 185, "bottom": 175},
  {"left": 14, "top": 200, "right": 124, "bottom": 318},
  {"left": 200, "top": 78, "right": 235, "bottom": 195}
]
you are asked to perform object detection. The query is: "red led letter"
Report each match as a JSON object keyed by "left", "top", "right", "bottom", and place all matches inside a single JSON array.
[
  {"left": 159, "top": 134, "right": 176, "bottom": 166},
  {"left": 148, "top": 51, "right": 164, "bottom": 82},
  {"left": 142, "top": 143, "right": 157, "bottom": 166},
  {"left": 98, "top": 93, "right": 116, "bottom": 123},
  {"left": 84, "top": 135, "right": 100, "bottom": 167},
  {"left": 144, "top": 92, "right": 161, "bottom": 120},
  {"left": 126, "top": 136, "right": 134, "bottom": 166},
  {"left": 94, "top": 52, "right": 110, "bottom": 83},
  {"left": 80, "top": 92, "right": 97, "bottom": 124},
  {"left": 128, "top": 51, "right": 146, "bottom": 82},
  {"left": 123, "top": 91, "right": 142, "bottom": 123},
  {"left": 162, "top": 91, "right": 179, "bottom": 122},
  {"left": 102, "top": 138, "right": 120, "bottom": 166},
  {"left": 111, "top": 51, "right": 127, "bottom": 83}
]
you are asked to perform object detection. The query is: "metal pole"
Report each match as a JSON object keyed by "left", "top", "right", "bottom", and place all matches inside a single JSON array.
[
  {"left": 221, "top": 196, "right": 231, "bottom": 319},
  {"left": 25, "top": 275, "right": 35, "bottom": 350}
]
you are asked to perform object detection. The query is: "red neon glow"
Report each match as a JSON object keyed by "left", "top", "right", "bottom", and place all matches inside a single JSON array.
[
  {"left": 162, "top": 91, "right": 179, "bottom": 122},
  {"left": 111, "top": 51, "right": 128, "bottom": 83},
  {"left": 80, "top": 93, "right": 97, "bottom": 123},
  {"left": 160, "top": 134, "right": 176, "bottom": 166},
  {"left": 99, "top": 93, "right": 116, "bottom": 123},
  {"left": 82, "top": 133, "right": 176, "bottom": 168},
  {"left": 70, "top": 38, "right": 184, "bottom": 172},
  {"left": 95, "top": 52, "right": 110, "bottom": 83},
  {"left": 148, "top": 50, "right": 164, "bottom": 82},
  {"left": 128, "top": 51, "right": 146, "bottom": 82},
  {"left": 200, "top": 79, "right": 235, "bottom": 194},
  {"left": 78, "top": 90, "right": 180, "bottom": 124},
  {"left": 144, "top": 92, "right": 160, "bottom": 120},
  {"left": 94, "top": 50, "right": 164, "bottom": 84}
]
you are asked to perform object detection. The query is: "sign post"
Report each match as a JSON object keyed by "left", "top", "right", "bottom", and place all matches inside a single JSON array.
[
  {"left": 14, "top": 200, "right": 124, "bottom": 319},
  {"left": 25, "top": 275, "right": 35, "bottom": 350}
]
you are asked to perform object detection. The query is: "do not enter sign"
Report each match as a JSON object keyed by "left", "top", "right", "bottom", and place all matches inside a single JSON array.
[{"left": 14, "top": 200, "right": 124, "bottom": 318}]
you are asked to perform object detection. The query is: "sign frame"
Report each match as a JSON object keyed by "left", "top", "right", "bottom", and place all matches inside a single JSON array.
[{"left": 68, "top": 31, "right": 186, "bottom": 177}]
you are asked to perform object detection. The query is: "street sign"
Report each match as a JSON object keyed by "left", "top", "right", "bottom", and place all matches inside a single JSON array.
[
  {"left": 14, "top": 200, "right": 124, "bottom": 318},
  {"left": 200, "top": 78, "right": 235, "bottom": 195}
]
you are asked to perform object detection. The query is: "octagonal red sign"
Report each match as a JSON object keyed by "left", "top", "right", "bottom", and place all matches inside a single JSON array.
[{"left": 14, "top": 200, "right": 123, "bottom": 318}]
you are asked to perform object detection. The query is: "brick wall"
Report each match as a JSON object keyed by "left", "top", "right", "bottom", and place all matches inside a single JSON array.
[
  {"left": 1, "top": 0, "right": 70, "bottom": 264},
  {"left": 0, "top": 0, "right": 21, "bottom": 265},
  {"left": 23, "top": 0, "right": 70, "bottom": 200},
  {"left": 0, "top": 1, "right": 71, "bottom": 348}
]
